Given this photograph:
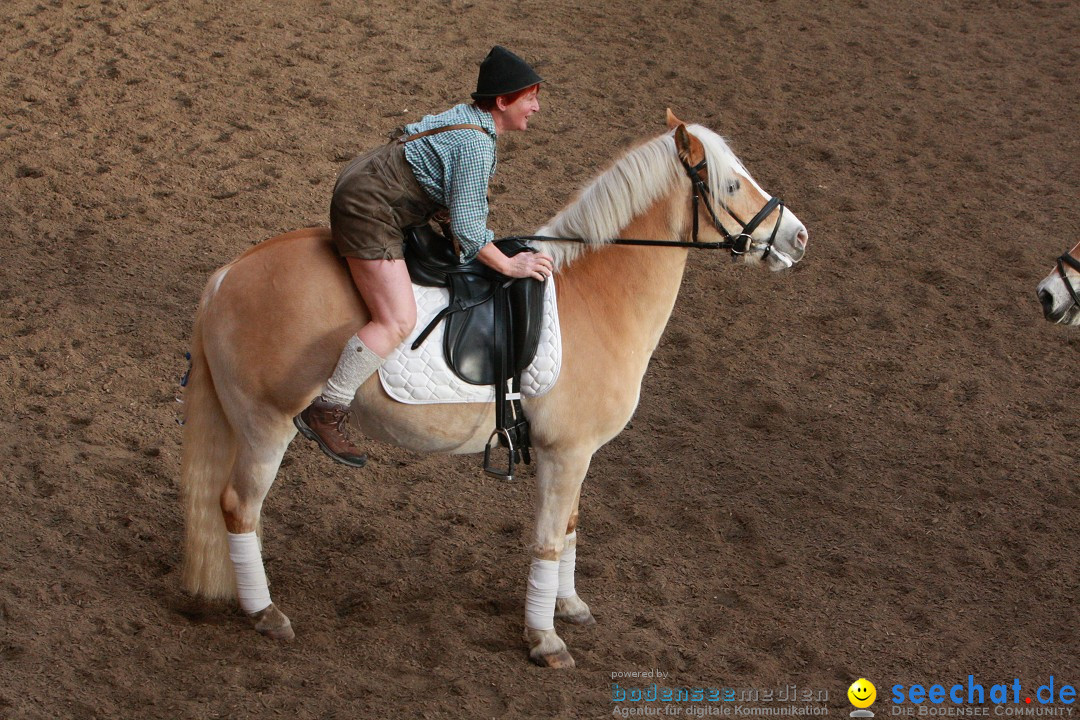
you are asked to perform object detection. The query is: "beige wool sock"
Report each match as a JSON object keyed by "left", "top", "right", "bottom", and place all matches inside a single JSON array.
[{"left": 321, "top": 335, "right": 386, "bottom": 406}]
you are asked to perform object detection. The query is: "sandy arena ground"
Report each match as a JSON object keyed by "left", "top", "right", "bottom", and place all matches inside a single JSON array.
[{"left": 1, "top": 0, "right": 1077, "bottom": 717}]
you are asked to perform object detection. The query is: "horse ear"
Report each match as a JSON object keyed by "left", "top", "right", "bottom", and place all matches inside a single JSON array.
[
  {"left": 666, "top": 108, "right": 685, "bottom": 129},
  {"left": 673, "top": 123, "right": 693, "bottom": 164}
]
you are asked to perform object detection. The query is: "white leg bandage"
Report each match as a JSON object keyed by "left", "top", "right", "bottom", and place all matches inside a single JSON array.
[
  {"left": 524, "top": 557, "right": 559, "bottom": 631},
  {"left": 557, "top": 531, "right": 577, "bottom": 599},
  {"left": 227, "top": 531, "right": 273, "bottom": 615}
]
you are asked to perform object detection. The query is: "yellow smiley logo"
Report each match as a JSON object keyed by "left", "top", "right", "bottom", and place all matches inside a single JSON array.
[{"left": 848, "top": 679, "right": 877, "bottom": 708}]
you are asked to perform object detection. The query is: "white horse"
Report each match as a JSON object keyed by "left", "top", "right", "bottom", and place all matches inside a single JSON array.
[
  {"left": 179, "top": 110, "right": 809, "bottom": 667},
  {"left": 1037, "top": 240, "right": 1080, "bottom": 325}
]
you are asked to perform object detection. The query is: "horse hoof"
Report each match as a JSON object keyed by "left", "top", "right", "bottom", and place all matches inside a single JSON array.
[
  {"left": 524, "top": 627, "right": 576, "bottom": 668},
  {"left": 531, "top": 648, "right": 576, "bottom": 669},
  {"left": 555, "top": 595, "right": 596, "bottom": 626},
  {"left": 251, "top": 603, "right": 294, "bottom": 642}
]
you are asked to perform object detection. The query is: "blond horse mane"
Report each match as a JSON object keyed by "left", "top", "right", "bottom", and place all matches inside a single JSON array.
[{"left": 534, "top": 124, "right": 740, "bottom": 269}]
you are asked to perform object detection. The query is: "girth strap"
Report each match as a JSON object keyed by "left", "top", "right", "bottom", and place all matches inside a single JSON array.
[{"left": 485, "top": 282, "right": 532, "bottom": 479}]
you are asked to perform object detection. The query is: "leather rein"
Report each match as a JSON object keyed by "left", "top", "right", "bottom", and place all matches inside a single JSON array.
[
  {"left": 1056, "top": 251, "right": 1080, "bottom": 309},
  {"left": 509, "top": 156, "right": 785, "bottom": 258},
  {"left": 400, "top": 124, "right": 784, "bottom": 258}
]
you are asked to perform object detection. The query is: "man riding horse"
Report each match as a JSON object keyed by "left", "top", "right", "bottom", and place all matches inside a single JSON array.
[{"left": 294, "top": 46, "right": 556, "bottom": 467}]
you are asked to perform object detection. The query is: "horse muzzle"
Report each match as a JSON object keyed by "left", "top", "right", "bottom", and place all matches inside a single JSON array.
[
  {"left": 761, "top": 224, "right": 808, "bottom": 271},
  {"left": 1038, "top": 286, "right": 1080, "bottom": 325},
  {"left": 1037, "top": 261, "right": 1080, "bottom": 325}
]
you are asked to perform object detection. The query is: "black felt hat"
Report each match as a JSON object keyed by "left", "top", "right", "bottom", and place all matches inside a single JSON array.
[{"left": 471, "top": 45, "right": 543, "bottom": 100}]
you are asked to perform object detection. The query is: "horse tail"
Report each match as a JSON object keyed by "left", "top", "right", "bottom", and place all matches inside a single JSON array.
[{"left": 179, "top": 270, "right": 238, "bottom": 600}]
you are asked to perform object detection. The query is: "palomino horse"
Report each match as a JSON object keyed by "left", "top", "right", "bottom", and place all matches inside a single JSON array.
[
  {"left": 1037, "top": 241, "right": 1080, "bottom": 325},
  {"left": 180, "top": 110, "right": 809, "bottom": 667}
]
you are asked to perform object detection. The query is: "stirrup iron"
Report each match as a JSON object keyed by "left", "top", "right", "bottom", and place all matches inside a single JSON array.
[{"left": 484, "top": 428, "right": 515, "bottom": 480}]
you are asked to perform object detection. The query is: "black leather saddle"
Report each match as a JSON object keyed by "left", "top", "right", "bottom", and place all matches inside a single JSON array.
[
  {"left": 402, "top": 224, "right": 547, "bottom": 479},
  {"left": 403, "top": 225, "right": 545, "bottom": 385}
]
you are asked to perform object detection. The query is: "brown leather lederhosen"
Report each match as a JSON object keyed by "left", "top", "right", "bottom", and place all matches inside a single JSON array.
[{"left": 329, "top": 124, "right": 488, "bottom": 261}]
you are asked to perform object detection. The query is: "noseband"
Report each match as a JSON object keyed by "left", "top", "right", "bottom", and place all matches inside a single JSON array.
[
  {"left": 681, "top": 158, "right": 784, "bottom": 259},
  {"left": 1056, "top": 251, "right": 1080, "bottom": 308}
]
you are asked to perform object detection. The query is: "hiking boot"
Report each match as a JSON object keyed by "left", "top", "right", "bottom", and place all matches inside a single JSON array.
[{"left": 293, "top": 397, "right": 367, "bottom": 468}]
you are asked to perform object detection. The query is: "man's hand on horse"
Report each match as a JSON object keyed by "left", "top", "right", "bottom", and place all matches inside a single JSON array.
[{"left": 478, "top": 243, "right": 555, "bottom": 281}]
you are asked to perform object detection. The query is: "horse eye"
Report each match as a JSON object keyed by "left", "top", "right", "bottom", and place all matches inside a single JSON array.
[{"left": 726, "top": 179, "right": 741, "bottom": 194}]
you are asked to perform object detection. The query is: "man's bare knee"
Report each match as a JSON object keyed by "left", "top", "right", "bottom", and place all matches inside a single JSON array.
[
  {"left": 367, "top": 316, "right": 415, "bottom": 349},
  {"left": 391, "top": 315, "right": 416, "bottom": 344}
]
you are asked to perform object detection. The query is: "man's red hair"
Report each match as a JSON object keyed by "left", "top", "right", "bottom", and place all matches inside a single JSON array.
[{"left": 473, "top": 84, "right": 541, "bottom": 112}]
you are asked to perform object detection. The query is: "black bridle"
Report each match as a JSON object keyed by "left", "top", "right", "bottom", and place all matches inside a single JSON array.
[
  {"left": 680, "top": 157, "right": 784, "bottom": 259},
  {"left": 504, "top": 153, "right": 786, "bottom": 257},
  {"left": 1056, "top": 251, "right": 1080, "bottom": 308}
]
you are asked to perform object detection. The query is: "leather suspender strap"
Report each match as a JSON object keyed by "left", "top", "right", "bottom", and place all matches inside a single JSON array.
[{"left": 397, "top": 123, "right": 490, "bottom": 143}]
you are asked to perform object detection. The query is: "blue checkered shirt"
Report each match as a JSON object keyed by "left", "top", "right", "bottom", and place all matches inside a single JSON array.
[{"left": 403, "top": 104, "right": 498, "bottom": 261}]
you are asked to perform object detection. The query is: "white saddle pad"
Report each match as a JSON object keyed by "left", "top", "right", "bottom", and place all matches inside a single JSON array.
[{"left": 378, "top": 279, "right": 562, "bottom": 404}]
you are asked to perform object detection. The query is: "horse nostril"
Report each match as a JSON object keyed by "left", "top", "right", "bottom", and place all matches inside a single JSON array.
[
  {"left": 796, "top": 228, "right": 808, "bottom": 248},
  {"left": 1038, "top": 289, "right": 1054, "bottom": 315}
]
